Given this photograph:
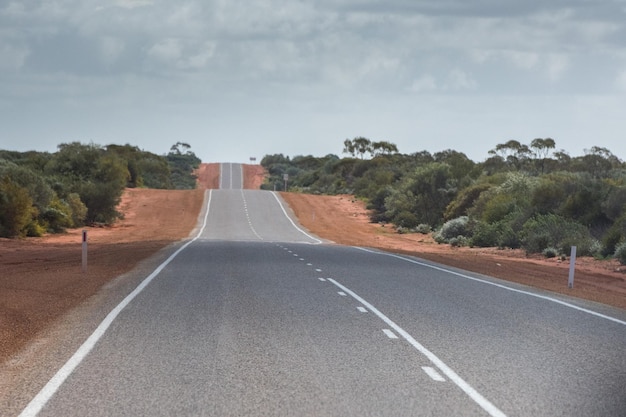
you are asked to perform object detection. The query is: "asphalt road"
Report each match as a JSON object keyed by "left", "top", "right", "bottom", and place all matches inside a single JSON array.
[{"left": 14, "top": 163, "right": 626, "bottom": 416}]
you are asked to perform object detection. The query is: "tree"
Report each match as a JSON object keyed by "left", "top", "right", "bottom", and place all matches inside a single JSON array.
[
  {"left": 530, "top": 138, "right": 556, "bottom": 174},
  {"left": 342, "top": 139, "right": 356, "bottom": 158},
  {"left": 488, "top": 140, "right": 531, "bottom": 170},
  {"left": 169, "top": 142, "right": 192, "bottom": 155},
  {"left": 166, "top": 143, "right": 201, "bottom": 189},
  {"left": 343, "top": 137, "right": 373, "bottom": 159},
  {"left": 372, "top": 141, "right": 399, "bottom": 156}
]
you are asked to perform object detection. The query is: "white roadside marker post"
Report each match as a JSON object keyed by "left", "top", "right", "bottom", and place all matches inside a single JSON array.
[
  {"left": 82, "top": 230, "right": 88, "bottom": 274},
  {"left": 568, "top": 246, "right": 576, "bottom": 289}
]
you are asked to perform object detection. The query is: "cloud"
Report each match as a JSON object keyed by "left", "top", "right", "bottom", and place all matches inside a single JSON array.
[
  {"left": 410, "top": 75, "right": 437, "bottom": 93},
  {"left": 0, "top": 39, "right": 29, "bottom": 70},
  {"left": 616, "top": 70, "right": 626, "bottom": 91},
  {"left": 146, "top": 38, "right": 216, "bottom": 71},
  {"left": 180, "top": 41, "right": 216, "bottom": 70},
  {"left": 98, "top": 36, "right": 125, "bottom": 66},
  {"left": 115, "top": 0, "right": 153, "bottom": 9},
  {"left": 545, "top": 54, "right": 569, "bottom": 81},
  {"left": 445, "top": 69, "right": 477, "bottom": 91},
  {"left": 148, "top": 38, "right": 182, "bottom": 62}
]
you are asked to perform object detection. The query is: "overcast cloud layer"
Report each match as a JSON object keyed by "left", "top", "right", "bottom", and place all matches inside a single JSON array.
[{"left": 1, "top": 0, "right": 625, "bottom": 162}]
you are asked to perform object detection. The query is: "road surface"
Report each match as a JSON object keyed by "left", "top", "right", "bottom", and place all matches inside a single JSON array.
[{"left": 11, "top": 163, "right": 626, "bottom": 416}]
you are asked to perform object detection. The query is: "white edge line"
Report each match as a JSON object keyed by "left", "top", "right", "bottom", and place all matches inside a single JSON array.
[
  {"left": 270, "top": 191, "right": 322, "bottom": 244},
  {"left": 327, "top": 278, "right": 507, "bottom": 417},
  {"left": 354, "top": 247, "right": 626, "bottom": 326},
  {"left": 19, "top": 190, "right": 214, "bottom": 417}
]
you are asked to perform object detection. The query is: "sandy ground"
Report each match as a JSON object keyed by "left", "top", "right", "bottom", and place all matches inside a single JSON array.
[{"left": 1, "top": 163, "right": 624, "bottom": 365}]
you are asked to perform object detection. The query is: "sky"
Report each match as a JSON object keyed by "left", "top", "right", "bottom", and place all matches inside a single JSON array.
[{"left": 1, "top": 0, "right": 625, "bottom": 164}]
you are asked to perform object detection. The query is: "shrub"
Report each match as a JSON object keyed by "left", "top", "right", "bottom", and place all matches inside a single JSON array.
[
  {"left": 601, "top": 212, "right": 626, "bottom": 256},
  {"left": 470, "top": 221, "right": 500, "bottom": 247},
  {"left": 434, "top": 216, "right": 469, "bottom": 243},
  {"left": 470, "top": 220, "right": 520, "bottom": 249},
  {"left": 0, "top": 176, "right": 35, "bottom": 238},
  {"left": 615, "top": 242, "right": 626, "bottom": 265},
  {"left": 416, "top": 223, "right": 431, "bottom": 234},
  {"left": 542, "top": 247, "right": 559, "bottom": 258},
  {"left": 444, "top": 182, "right": 491, "bottom": 220},
  {"left": 67, "top": 193, "right": 87, "bottom": 227},
  {"left": 522, "top": 214, "right": 593, "bottom": 254},
  {"left": 393, "top": 211, "right": 419, "bottom": 229},
  {"left": 25, "top": 221, "right": 46, "bottom": 237},
  {"left": 449, "top": 235, "right": 470, "bottom": 247},
  {"left": 481, "top": 193, "right": 517, "bottom": 223}
]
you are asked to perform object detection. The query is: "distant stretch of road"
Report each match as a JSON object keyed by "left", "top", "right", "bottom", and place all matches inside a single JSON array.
[{"left": 16, "top": 163, "right": 626, "bottom": 416}]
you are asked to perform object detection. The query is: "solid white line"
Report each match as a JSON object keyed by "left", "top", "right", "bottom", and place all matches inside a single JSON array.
[
  {"left": 422, "top": 366, "right": 446, "bottom": 382},
  {"left": 327, "top": 278, "right": 507, "bottom": 417},
  {"left": 19, "top": 191, "right": 215, "bottom": 417},
  {"left": 357, "top": 306, "right": 368, "bottom": 313},
  {"left": 383, "top": 329, "right": 399, "bottom": 339},
  {"left": 355, "top": 247, "right": 626, "bottom": 326},
  {"left": 270, "top": 192, "right": 323, "bottom": 244}
]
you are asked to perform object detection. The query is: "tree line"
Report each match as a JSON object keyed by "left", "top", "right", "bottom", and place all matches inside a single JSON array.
[
  {"left": 261, "top": 137, "right": 626, "bottom": 264},
  {"left": 0, "top": 142, "right": 200, "bottom": 238}
]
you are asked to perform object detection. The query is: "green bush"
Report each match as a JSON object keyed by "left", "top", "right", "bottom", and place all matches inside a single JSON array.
[
  {"left": 434, "top": 216, "right": 469, "bottom": 243},
  {"left": 542, "top": 247, "right": 560, "bottom": 258},
  {"left": 449, "top": 235, "right": 470, "bottom": 247},
  {"left": 25, "top": 221, "right": 46, "bottom": 237},
  {"left": 0, "top": 176, "right": 35, "bottom": 238},
  {"left": 416, "top": 223, "right": 431, "bottom": 234},
  {"left": 602, "top": 212, "right": 626, "bottom": 256},
  {"left": 444, "top": 182, "right": 491, "bottom": 220},
  {"left": 42, "top": 197, "right": 73, "bottom": 232},
  {"left": 67, "top": 193, "right": 87, "bottom": 227},
  {"left": 470, "top": 220, "right": 519, "bottom": 249},
  {"left": 522, "top": 214, "right": 593, "bottom": 254},
  {"left": 394, "top": 211, "right": 419, "bottom": 229},
  {"left": 614, "top": 242, "right": 626, "bottom": 265}
]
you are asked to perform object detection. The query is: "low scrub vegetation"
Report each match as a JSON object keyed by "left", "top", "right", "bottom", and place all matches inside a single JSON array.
[
  {"left": 0, "top": 142, "right": 200, "bottom": 237},
  {"left": 261, "top": 137, "right": 625, "bottom": 261}
]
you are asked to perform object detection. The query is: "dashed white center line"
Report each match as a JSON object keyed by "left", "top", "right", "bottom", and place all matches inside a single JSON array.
[
  {"left": 337, "top": 291, "right": 347, "bottom": 297},
  {"left": 318, "top": 278, "right": 326, "bottom": 282},
  {"left": 422, "top": 366, "right": 446, "bottom": 382},
  {"left": 307, "top": 263, "right": 312, "bottom": 266},
  {"left": 357, "top": 306, "right": 368, "bottom": 313},
  {"left": 315, "top": 269, "right": 322, "bottom": 272},
  {"left": 383, "top": 329, "right": 398, "bottom": 339}
]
